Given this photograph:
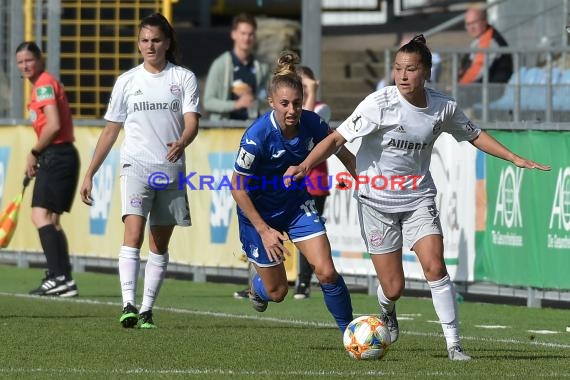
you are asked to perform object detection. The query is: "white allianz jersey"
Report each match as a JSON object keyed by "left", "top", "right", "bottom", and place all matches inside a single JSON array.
[
  {"left": 336, "top": 86, "right": 481, "bottom": 213},
  {"left": 105, "top": 62, "right": 200, "bottom": 181}
]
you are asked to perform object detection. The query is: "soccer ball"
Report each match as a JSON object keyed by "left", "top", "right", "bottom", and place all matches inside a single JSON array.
[{"left": 343, "top": 315, "right": 391, "bottom": 360}]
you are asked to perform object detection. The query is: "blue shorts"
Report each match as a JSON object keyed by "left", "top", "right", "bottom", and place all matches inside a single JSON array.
[{"left": 238, "top": 198, "right": 326, "bottom": 267}]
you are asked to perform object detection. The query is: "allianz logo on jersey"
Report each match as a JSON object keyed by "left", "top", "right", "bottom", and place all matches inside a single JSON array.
[
  {"left": 89, "top": 149, "right": 119, "bottom": 235},
  {"left": 208, "top": 152, "right": 236, "bottom": 244},
  {"left": 133, "top": 99, "right": 181, "bottom": 113},
  {"left": 387, "top": 138, "right": 427, "bottom": 150},
  {"left": 0, "top": 147, "right": 10, "bottom": 207}
]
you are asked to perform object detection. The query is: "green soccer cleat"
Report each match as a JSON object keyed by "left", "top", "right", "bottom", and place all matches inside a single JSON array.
[
  {"left": 120, "top": 303, "right": 139, "bottom": 328},
  {"left": 138, "top": 310, "right": 157, "bottom": 329}
]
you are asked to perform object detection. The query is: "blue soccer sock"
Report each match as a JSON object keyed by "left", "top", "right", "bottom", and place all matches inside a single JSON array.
[
  {"left": 320, "top": 275, "right": 354, "bottom": 333},
  {"left": 252, "top": 273, "right": 271, "bottom": 302}
]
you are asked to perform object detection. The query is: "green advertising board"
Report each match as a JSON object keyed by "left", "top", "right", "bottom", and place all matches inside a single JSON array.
[{"left": 475, "top": 130, "right": 570, "bottom": 289}]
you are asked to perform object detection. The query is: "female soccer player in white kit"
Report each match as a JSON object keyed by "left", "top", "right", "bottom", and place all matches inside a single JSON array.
[
  {"left": 80, "top": 13, "right": 200, "bottom": 328},
  {"left": 285, "top": 35, "right": 550, "bottom": 359}
]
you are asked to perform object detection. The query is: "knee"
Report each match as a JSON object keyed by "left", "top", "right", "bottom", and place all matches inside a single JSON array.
[
  {"left": 312, "top": 262, "right": 338, "bottom": 285},
  {"left": 266, "top": 284, "right": 288, "bottom": 302},
  {"left": 380, "top": 279, "right": 405, "bottom": 300},
  {"left": 422, "top": 262, "right": 447, "bottom": 281}
]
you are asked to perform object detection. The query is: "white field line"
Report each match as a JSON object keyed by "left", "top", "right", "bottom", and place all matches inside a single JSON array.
[
  {"left": 2, "top": 292, "right": 570, "bottom": 351},
  {"left": 1, "top": 292, "right": 570, "bottom": 377}
]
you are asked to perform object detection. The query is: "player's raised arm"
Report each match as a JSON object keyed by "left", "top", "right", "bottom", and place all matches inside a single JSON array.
[{"left": 284, "top": 130, "right": 347, "bottom": 186}]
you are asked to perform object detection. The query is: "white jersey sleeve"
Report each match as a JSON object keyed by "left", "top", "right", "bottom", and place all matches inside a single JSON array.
[
  {"left": 445, "top": 107, "right": 481, "bottom": 142},
  {"left": 336, "top": 92, "right": 384, "bottom": 142}
]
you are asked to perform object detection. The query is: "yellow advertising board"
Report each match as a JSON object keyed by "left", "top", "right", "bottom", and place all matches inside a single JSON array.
[{"left": 0, "top": 125, "right": 298, "bottom": 281}]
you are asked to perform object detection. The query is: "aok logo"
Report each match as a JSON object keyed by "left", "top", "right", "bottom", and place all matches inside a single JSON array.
[
  {"left": 89, "top": 150, "right": 119, "bottom": 235},
  {"left": 208, "top": 152, "right": 236, "bottom": 244},
  {"left": 0, "top": 147, "right": 10, "bottom": 207},
  {"left": 549, "top": 167, "right": 570, "bottom": 231},
  {"left": 493, "top": 166, "right": 523, "bottom": 228}
]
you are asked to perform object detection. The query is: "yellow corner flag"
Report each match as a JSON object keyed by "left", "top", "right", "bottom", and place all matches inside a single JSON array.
[{"left": 0, "top": 176, "right": 31, "bottom": 248}]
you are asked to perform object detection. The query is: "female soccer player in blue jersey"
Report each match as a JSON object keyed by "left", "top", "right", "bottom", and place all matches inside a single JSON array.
[
  {"left": 285, "top": 35, "right": 550, "bottom": 360},
  {"left": 230, "top": 51, "right": 355, "bottom": 333}
]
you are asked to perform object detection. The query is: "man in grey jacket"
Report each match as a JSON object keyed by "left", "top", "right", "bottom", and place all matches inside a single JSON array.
[{"left": 204, "top": 13, "right": 269, "bottom": 121}]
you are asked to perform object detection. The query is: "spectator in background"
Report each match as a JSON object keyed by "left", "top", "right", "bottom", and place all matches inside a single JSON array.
[
  {"left": 377, "top": 32, "right": 441, "bottom": 90},
  {"left": 293, "top": 65, "right": 331, "bottom": 299},
  {"left": 16, "top": 41, "right": 80, "bottom": 298},
  {"left": 80, "top": 13, "right": 200, "bottom": 329},
  {"left": 459, "top": 7, "right": 513, "bottom": 84},
  {"left": 203, "top": 13, "right": 270, "bottom": 121}
]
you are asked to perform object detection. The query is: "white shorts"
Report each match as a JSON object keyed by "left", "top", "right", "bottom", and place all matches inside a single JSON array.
[
  {"left": 358, "top": 203, "right": 442, "bottom": 254},
  {"left": 120, "top": 175, "right": 191, "bottom": 226}
]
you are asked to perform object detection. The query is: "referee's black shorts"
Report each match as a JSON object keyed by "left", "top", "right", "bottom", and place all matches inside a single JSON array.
[{"left": 32, "top": 143, "right": 80, "bottom": 214}]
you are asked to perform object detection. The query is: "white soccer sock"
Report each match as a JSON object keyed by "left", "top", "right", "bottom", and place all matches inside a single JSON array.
[
  {"left": 377, "top": 284, "right": 395, "bottom": 314},
  {"left": 140, "top": 251, "right": 169, "bottom": 314},
  {"left": 428, "top": 274, "right": 460, "bottom": 348},
  {"left": 118, "top": 245, "right": 140, "bottom": 308}
]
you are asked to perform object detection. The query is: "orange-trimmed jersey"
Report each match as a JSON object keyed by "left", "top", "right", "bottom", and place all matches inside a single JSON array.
[{"left": 28, "top": 71, "right": 74, "bottom": 144}]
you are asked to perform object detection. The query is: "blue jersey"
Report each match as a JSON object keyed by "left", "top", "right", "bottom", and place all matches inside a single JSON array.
[{"left": 234, "top": 109, "right": 329, "bottom": 220}]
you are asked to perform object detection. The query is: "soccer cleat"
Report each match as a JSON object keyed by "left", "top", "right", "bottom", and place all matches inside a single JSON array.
[
  {"left": 448, "top": 345, "right": 471, "bottom": 361},
  {"left": 293, "top": 282, "right": 310, "bottom": 299},
  {"left": 138, "top": 310, "right": 157, "bottom": 329},
  {"left": 57, "top": 280, "right": 79, "bottom": 298},
  {"left": 379, "top": 306, "right": 400, "bottom": 344},
  {"left": 29, "top": 272, "right": 68, "bottom": 296},
  {"left": 233, "top": 288, "right": 250, "bottom": 299},
  {"left": 120, "top": 303, "right": 139, "bottom": 328},
  {"left": 249, "top": 290, "right": 268, "bottom": 312}
]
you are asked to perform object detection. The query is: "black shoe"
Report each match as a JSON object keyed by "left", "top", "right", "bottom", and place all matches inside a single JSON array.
[
  {"left": 119, "top": 303, "right": 139, "bottom": 328},
  {"left": 29, "top": 272, "right": 67, "bottom": 296},
  {"left": 293, "top": 282, "right": 310, "bottom": 299},
  {"left": 233, "top": 288, "right": 250, "bottom": 299},
  {"left": 57, "top": 280, "right": 79, "bottom": 298}
]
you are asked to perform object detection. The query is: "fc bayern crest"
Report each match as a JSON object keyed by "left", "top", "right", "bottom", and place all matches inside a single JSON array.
[
  {"left": 170, "top": 84, "right": 181, "bottom": 95},
  {"left": 369, "top": 230, "right": 385, "bottom": 247}
]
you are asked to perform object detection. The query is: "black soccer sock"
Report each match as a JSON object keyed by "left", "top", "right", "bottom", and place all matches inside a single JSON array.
[
  {"left": 298, "top": 253, "right": 313, "bottom": 285},
  {"left": 56, "top": 229, "right": 73, "bottom": 281},
  {"left": 38, "top": 224, "right": 64, "bottom": 278}
]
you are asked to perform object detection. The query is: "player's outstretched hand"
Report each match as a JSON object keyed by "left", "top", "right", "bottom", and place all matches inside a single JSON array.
[{"left": 512, "top": 156, "right": 551, "bottom": 171}]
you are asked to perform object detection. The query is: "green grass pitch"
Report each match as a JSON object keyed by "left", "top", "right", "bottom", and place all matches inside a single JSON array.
[{"left": 0, "top": 265, "right": 568, "bottom": 379}]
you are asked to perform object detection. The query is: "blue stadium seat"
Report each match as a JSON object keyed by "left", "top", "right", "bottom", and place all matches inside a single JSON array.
[
  {"left": 522, "top": 67, "right": 561, "bottom": 111},
  {"left": 487, "top": 67, "right": 526, "bottom": 111},
  {"left": 552, "top": 69, "right": 570, "bottom": 111},
  {"left": 487, "top": 67, "right": 561, "bottom": 111}
]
